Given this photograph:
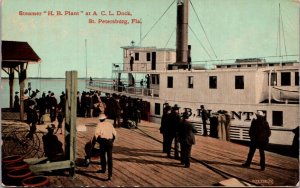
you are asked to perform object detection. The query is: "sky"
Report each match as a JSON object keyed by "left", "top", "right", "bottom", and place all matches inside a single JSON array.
[{"left": 1, "top": 0, "right": 299, "bottom": 78}]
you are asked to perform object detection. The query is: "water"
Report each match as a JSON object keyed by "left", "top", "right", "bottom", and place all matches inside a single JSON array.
[{"left": 1, "top": 78, "right": 88, "bottom": 108}]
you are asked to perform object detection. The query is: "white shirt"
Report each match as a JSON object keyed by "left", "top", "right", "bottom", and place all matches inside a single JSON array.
[{"left": 94, "top": 121, "right": 117, "bottom": 140}]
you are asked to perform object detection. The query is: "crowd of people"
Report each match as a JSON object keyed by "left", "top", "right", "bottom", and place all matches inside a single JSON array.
[
  {"left": 12, "top": 89, "right": 298, "bottom": 179},
  {"left": 160, "top": 103, "right": 198, "bottom": 168},
  {"left": 159, "top": 104, "right": 275, "bottom": 171},
  {"left": 14, "top": 89, "right": 66, "bottom": 137},
  {"left": 13, "top": 89, "right": 149, "bottom": 134}
]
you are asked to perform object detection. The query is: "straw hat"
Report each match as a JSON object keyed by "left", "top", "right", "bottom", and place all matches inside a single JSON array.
[
  {"left": 99, "top": 114, "right": 107, "bottom": 120},
  {"left": 46, "top": 124, "right": 56, "bottom": 130},
  {"left": 256, "top": 110, "right": 265, "bottom": 117}
]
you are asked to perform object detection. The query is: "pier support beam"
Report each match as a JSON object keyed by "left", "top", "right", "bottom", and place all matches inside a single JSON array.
[
  {"left": 9, "top": 69, "right": 14, "bottom": 110},
  {"left": 65, "top": 71, "right": 78, "bottom": 169}
]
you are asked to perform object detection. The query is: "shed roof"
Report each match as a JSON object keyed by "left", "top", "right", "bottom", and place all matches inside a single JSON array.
[{"left": 2, "top": 41, "right": 41, "bottom": 68}]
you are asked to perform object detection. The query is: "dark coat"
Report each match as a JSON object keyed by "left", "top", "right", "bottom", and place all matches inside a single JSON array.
[
  {"left": 160, "top": 112, "right": 169, "bottom": 134},
  {"left": 166, "top": 111, "right": 181, "bottom": 136},
  {"left": 201, "top": 109, "right": 208, "bottom": 121},
  {"left": 26, "top": 108, "right": 38, "bottom": 124},
  {"left": 42, "top": 133, "right": 64, "bottom": 161},
  {"left": 178, "top": 120, "right": 197, "bottom": 145},
  {"left": 249, "top": 117, "right": 271, "bottom": 146}
]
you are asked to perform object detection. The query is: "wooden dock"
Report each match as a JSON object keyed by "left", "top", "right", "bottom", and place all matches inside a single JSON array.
[{"left": 2, "top": 117, "right": 299, "bottom": 187}]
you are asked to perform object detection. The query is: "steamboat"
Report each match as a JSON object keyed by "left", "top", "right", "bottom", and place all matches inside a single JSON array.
[{"left": 88, "top": 0, "right": 299, "bottom": 146}]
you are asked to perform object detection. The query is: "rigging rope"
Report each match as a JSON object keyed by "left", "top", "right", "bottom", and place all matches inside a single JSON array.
[
  {"left": 276, "top": 4, "right": 288, "bottom": 57},
  {"left": 141, "top": 0, "right": 176, "bottom": 43},
  {"left": 280, "top": 5, "right": 288, "bottom": 56},
  {"left": 190, "top": 0, "right": 218, "bottom": 59},
  {"left": 189, "top": 25, "right": 212, "bottom": 59},
  {"left": 164, "top": 27, "right": 176, "bottom": 48}
]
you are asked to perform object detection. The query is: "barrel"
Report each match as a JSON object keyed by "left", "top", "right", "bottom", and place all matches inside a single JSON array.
[
  {"left": 2, "top": 155, "right": 24, "bottom": 165},
  {"left": 6, "top": 168, "right": 33, "bottom": 186},
  {"left": 22, "top": 176, "right": 50, "bottom": 187},
  {"left": 2, "top": 155, "right": 27, "bottom": 185},
  {"left": 4, "top": 161, "right": 29, "bottom": 171}
]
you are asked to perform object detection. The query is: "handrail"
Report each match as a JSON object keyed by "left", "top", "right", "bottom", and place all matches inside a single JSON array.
[{"left": 88, "top": 80, "right": 160, "bottom": 98}]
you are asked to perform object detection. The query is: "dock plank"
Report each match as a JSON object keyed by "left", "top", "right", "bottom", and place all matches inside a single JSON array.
[{"left": 2, "top": 118, "right": 298, "bottom": 187}]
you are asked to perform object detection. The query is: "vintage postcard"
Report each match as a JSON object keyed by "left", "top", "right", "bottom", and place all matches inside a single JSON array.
[{"left": 1, "top": 0, "right": 299, "bottom": 187}]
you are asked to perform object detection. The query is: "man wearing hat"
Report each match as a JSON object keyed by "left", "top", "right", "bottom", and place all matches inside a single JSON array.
[
  {"left": 200, "top": 105, "right": 208, "bottom": 136},
  {"left": 13, "top": 91, "right": 20, "bottom": 112},
  {"left": 178, "top": 112, "right": 197, "bottom": 168},
  {"left": 242, "top": 110, "right": 271, "bottom": 170},
  {"left": 49, "top": 92, "right": 58, "bottom": 122},
  {"left": 26, "top": 102, "right": 38, "bottom": 139},
  {"left": 94, "top": 114, "right": 117, "bottom": 180},
  {"left": 160, "top": 104, "right": 172, "bottom": 153},
  {"left": 42, "top": 124, "right": 64, "bottom": 161},
  {"left": 165, "top": 104, "right": 181, "bottom": 159}
]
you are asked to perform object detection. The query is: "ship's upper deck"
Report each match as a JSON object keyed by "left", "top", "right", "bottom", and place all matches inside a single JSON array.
[{"left": 117, "top": 46, "right": 299, "bottom": 74}]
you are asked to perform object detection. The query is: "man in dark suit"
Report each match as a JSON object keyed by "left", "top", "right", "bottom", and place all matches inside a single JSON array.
[
  {"left": 26, "top": 102, "right": 38, "bottom": 139},
  {"left": 178, "top": 112, "right": 197, "bottom": 168},
  {"left": 242, "top": 110, "right": 271, "bottom": 170},
  {"left": 160, "top": 104, "right": 171, "bottom": 153},
  {"left": 200, "top": 105, "right": 208, "bottom": 136},
  {"left": 166, "top": 104, "right": 181, "bottom": 159}
]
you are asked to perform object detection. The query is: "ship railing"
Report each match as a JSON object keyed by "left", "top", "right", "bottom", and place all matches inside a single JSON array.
[
  {"left": 112, "top": 62, "right": 170, "bottom": 72},
  {"left": 112, "top": 55, "right": 299, "bottom": 73},
  {"left": 189, "top": 120, "right": 251, "bottom": 141},
  {"left": 87, "top": 80, "right": 159, "bottom": 98}
]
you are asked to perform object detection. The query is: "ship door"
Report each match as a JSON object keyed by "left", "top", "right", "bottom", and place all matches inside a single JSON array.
[{"left": 151, "top": 52, "right": 156, "bottom": 70}]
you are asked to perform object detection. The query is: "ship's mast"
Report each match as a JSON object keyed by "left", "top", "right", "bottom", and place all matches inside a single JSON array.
[{"left": 170, "top": 0, "right": 189, "bottom": 70}]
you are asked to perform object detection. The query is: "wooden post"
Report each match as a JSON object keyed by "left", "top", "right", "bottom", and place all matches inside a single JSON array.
[
  {"left": 19, "top": 64, "right": 26, "bottom": 121},
  {"left": 28, "top": 71, "right": 77, "bottom": 176},
  {"left": 9, "top": 68, "right": 14, "bottom": 110},
  {"left": 65, "top": 71, "right": 77, "bottom": 176}
]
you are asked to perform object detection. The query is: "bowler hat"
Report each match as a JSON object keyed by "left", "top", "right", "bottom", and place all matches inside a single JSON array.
[
  {"left": 164, "top": 105, "right": 171, "bottom": 111},
  {"left": 182, "top": 112, "right": 189, "bottom": 119},
  {"left": 172, "top": 104, "right": 180, "bottom": 110}
]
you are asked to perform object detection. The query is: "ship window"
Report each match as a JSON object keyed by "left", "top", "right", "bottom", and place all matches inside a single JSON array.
[
  {"left": 188, "top": 76, "right": 193, "bottom": 88},
  {"left": 272, "top": 111, "right": 283, "bottom": 126},
  {"left": 295, "top": 72, "right": 299, "bottom": 86},
  {"left": 235, "top": 76, "right": 244, "bottom": 89},
  {"left": 268, "top": 72, "right": 277, "bottom": 86},
  {"left": 281, "top": 72, "right": 291, "bottom": 86},
  {"left": 167, "top": 77, "right": 173, "bottom": 88},
  {"left": 155, "top": 103, "right": 161, "bottom": 115},
  {"left": 209, "top": 76, "right": 217, "bottom": 89},
  {"left": 152, "top": 75, "right": 155, "bottom": 84},
  {"left": 147, "top": 52, "right": 151, "bottom": 61},
  {"left": 135, "top": 53, "right": 139, "bottom": 61},
  {"left": 151, "top": 74, "right": 160, "bottom": 85}
]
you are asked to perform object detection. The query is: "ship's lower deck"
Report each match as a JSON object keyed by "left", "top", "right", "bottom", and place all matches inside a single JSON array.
[{"left": 87, "top": 81, "right": 299, "bottom": 146}]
